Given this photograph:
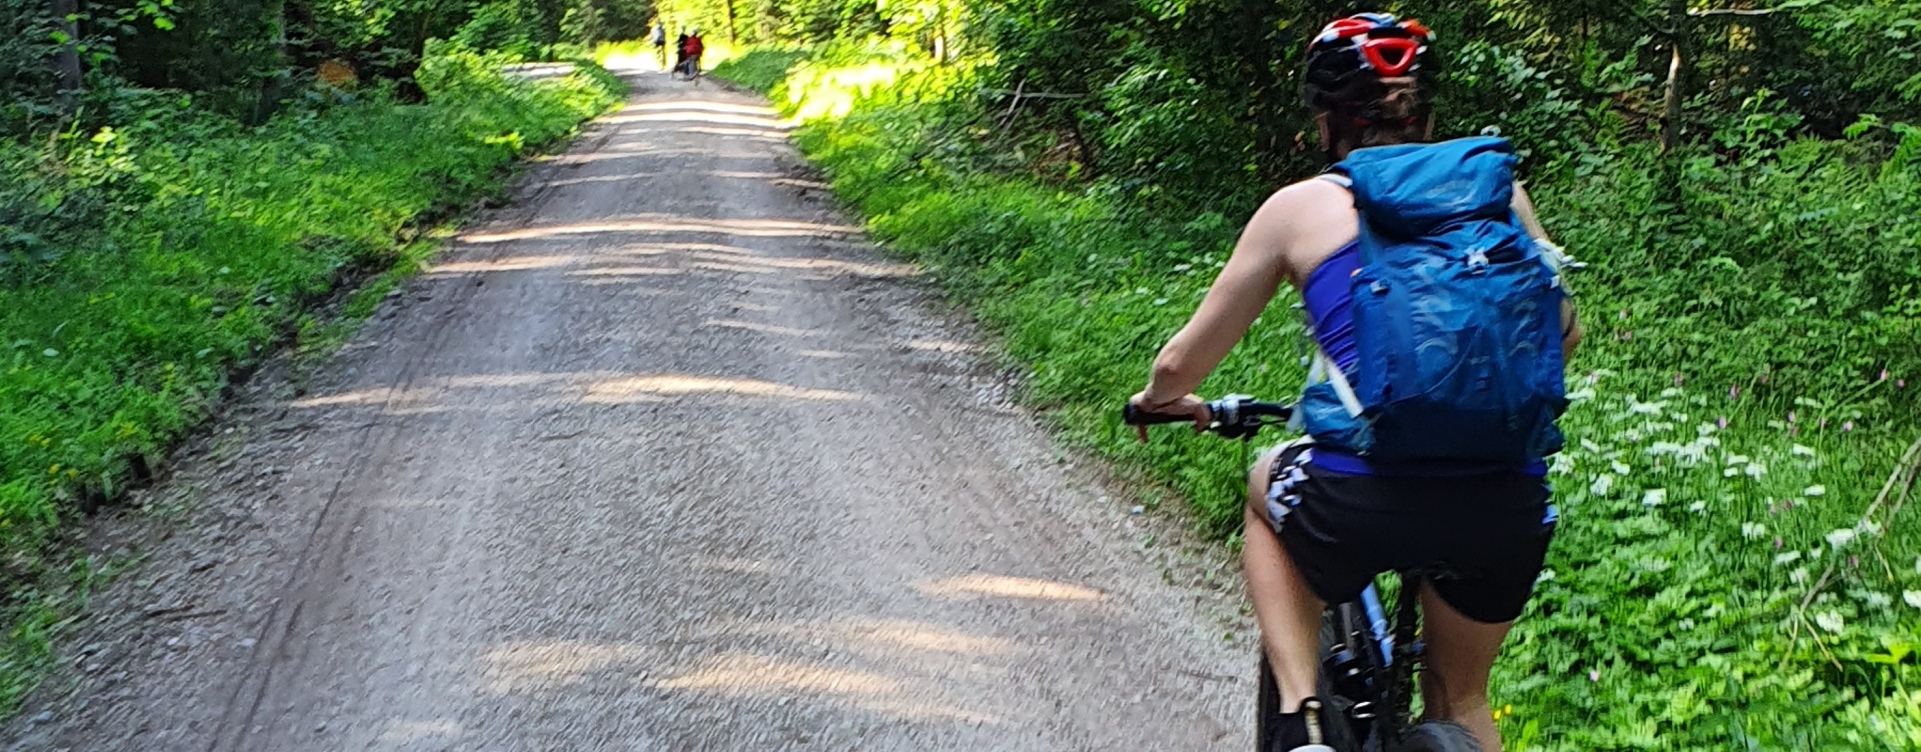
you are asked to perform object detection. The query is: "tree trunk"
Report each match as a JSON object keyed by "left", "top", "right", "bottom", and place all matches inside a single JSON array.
[
  {"left": 724, "top": 0, "right": 737, "bottom": 44},
  {"left": 50, "top": 0, "right": 82, "bottom": 115},
  {"left": 250, "top": 0, "right": 291, "bottom": 125},
  {"left": 1661, "top": 0, "right": 1688, "bottom": 152},
  {"left": 929, "top": 0, "right": 944, "bottom": 62}
]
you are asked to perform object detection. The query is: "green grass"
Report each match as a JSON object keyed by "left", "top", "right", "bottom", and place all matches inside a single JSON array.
[
  {"left": 715, "top": 46, "right": 1921, "bottom": 750},
  {"left": 0, "top": 47, "right": 623, "bottom": 712}
]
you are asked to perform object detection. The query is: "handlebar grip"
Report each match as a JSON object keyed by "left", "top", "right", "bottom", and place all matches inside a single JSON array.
[{"left": 1122, "top": 404, "right": 1196, "bottom": 426}]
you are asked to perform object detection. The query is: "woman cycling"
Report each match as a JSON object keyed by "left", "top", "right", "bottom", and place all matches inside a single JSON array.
[{"left": 1127, "top": 13, "right": 1582, "bottom": 752}]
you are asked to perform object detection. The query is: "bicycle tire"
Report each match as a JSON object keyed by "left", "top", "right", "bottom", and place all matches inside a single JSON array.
[
  {"left": 1389, "top": 721, "right": 1482, "bottom": 752},
  {"left": 1256, "top": 610, "right": 1360, "bottom": 751}
]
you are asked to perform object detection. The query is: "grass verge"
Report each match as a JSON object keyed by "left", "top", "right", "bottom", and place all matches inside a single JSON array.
[
  {"left": 0, "top": 48, "right": 624, "bottom": 713},
  {"left": 716, "top": 45, "right": 1921, "bottom": 750}
]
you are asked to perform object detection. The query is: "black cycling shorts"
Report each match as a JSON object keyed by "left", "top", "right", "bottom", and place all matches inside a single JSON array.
[{"left": 1263, "top": 441, "right": 1557, "bottom": 624}]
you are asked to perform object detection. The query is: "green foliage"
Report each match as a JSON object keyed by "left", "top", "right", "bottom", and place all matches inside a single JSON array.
[
  {"left": 709, "top": 46, "right": 810, "bottom": 91},
  {"left": 720, "top": 40, "right": 1921, "bottom": 751},
  {"left": 0, "top": 50, "right": 621, "bottom": 714},
  {"left": 0, "top": 0, "right": 63, "bottom": 129},
  {"left": 1092, "top": 46, "right": 1257, "bottom": 207},
  {"left": 1, "top": 0, "right": 643, "bottom": 128},
  {"left": 1439, "top": 40, "right": 1588, "bottom": 156}
]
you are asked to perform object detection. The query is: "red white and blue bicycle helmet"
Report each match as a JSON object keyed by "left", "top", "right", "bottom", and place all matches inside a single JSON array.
[{"left": 1301, "top": 12, "right": 1436, "bottom": 112}]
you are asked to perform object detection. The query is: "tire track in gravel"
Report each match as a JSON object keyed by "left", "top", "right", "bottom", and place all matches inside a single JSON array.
[{"left": 8, "top": 63, "right": 1254, "bottom": 752}]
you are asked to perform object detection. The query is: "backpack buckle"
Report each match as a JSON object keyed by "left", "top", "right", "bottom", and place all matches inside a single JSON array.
[{"left": 1466, "top": 248, "right": 1490, "bottom": 273}]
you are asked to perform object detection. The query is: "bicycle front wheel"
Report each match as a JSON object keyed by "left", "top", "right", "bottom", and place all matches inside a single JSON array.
[{"left": 1389, "top": 721, "right": 1482, "bottom": 752}]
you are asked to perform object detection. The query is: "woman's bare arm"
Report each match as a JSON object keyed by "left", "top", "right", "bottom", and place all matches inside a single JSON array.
[{"left": 1136, "top": 187, "right": 1301, "bottom": 408}]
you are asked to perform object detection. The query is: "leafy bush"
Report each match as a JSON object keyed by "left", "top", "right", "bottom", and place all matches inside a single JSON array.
[
  {"left": 0, "top": 52, "right": 621, "bottom": 713},
  {"left": 1091, "top": 46, "right": 1256, "bottom": 209}
]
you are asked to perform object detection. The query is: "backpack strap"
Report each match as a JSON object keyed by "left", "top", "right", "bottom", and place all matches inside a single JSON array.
[
  {"left": 1307, "top": 348, "right": 1366, "bottom": 419},
  {"left": 1303, "top": 171, "right": 1366, "bottom": 421}
]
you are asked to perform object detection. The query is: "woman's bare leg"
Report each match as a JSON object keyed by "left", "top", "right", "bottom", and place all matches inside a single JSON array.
[
  {"left": 1418, "top": 585, "right": 1511, "bottom": 751},
  {"left": 1245, "top": 449, "right": 1327, "bottom": 712}
]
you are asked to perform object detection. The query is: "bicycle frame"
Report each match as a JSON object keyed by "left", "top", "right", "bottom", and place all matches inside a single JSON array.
[
  {"left": 1122, "top": 398, "right": 1465, "bottom": 751},
  {"left": 1332, "top": 573, "right": 1428, "bottom": 749}
]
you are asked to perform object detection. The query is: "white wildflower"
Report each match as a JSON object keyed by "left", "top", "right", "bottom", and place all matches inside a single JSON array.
[
  {"left": 1745, "top": 463, "right": 1768, "bottom": 478},
  {"left": 1742, "top": 522, "right": 1767, "bottom": 540},
  {"left": 1567, "top": 388, "right": 1596, "bottom": 402},
  {"left": 1804, "top": 485, "right": 1827, "bottom": 497},
  {"left": 1864, "top": 592, "right": 1894, "bottom": 609},
  {"left": 1774, "top": 551, "right": 1802, "bottom": 566},
  {"left": 1642, "top": 489, "right": 1667, "bottom": 507},
  {"left": 1814, "top": 610, "right": 1846, "bottom": 635},
  {"left": 1611, "top": 459, "right": 1632, "bottom": 476},
  {"left": 1660, "top": 387, "right": 1684, "bottom": 398},
  {"left": 1628, "top": 400, "right": 1666, "bottom": 416},
  {"left": 1538, "top": 569, "right": 1557, "bottom": 583},
  {"left": 1792, "top": 444, "right": 1817, "bottom": 457},
  {"left": 1589, "top": 473, "right": 1615, "bottom": 497},
  {"left": 1905, "top": 591, "right": 1921, "bottom": 609},
  {"left": 1726, "top": 454, "right": 1751, "bottom": 466},
  {"left": 1689, "top": 501, "right": 1707, "bottom": 513},
  {"left": 1826, "top": 528, "right": 1858, "bottom": 549},
  {"left": 1646, "top": 442, "right": 1683, "bottom": 457},
  {"left": 1809, "top": 546, "right": 1824, "bottom": 561},
  {"left": 1580, "top": 438, "right": 1603, "bottom": 454},
  {"left": 1791, "top": 567, "right": 1811, "bottom": 584},
  {"left": 1724, "top": 467, "right": 1740, "bottom": 477}
]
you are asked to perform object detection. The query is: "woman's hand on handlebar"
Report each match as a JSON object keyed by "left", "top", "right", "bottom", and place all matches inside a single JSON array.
[{"left": 1126, "top": 392, "right": 1211, "bottom": 442}]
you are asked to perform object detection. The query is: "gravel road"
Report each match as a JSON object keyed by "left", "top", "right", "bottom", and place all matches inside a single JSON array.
[{"left": 7, "top": 65, "right": 1253, "bottom": 751}]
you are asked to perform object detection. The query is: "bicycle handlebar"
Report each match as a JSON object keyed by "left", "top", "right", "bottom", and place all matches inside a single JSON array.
[
  {"left": 1120, "top": 404, "right": 1199, "bottom": 426},
  {"left": 1122, "top": 395, "right": 1293, "bottom": 440}
]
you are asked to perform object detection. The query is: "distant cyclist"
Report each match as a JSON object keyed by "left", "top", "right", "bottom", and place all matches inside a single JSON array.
[
  {"left": 1128, "top": 13, "right": 1581, "bottom": 752},
  {"left": 649, "top": 22, "right": 667, "bottom": 70},
  {"left": 676, "top": 30, "right": 706, "bottom": 83}
]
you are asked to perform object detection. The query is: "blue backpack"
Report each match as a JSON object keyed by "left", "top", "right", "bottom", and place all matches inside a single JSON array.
[{"left": 1297, "top": 137, "right": 1568, "bottom": 463}]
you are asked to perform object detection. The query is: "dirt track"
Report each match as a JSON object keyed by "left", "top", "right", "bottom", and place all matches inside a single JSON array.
[{"left": 8, "top": 64, "right": 1253, "bottom": 751}]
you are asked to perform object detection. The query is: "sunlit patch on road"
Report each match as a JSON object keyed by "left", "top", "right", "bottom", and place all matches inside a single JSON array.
[
  {"left": 582, "top": 374, "right": 862, "bottom": 403},
  {"left": 604, "top": 110, "right": 794, "bottom": 131},
  {"left": 798, "top": 349, "right": 849, "bottom": 359},
  {"left": 480, "top": 640, "right": 656, "bottom": 693},
  {"left": 700, "top": 318, "right": 821, "bottom": 337},
  {"left": 375, "top": 718, "right": 464, "bottom": 745},
  {"left": 426, "top": 255, "right": 585, "bottom": 274},
  {"left": 286, "top": 370, "right": 864, "bottom": 413},
  {"left": 652, "top": 652, "right": 1003, "bottom": 725},
  {"left": 905, "top": 339, "right": 985, "bottom": 354},
  {"left": 460, "top": 216, "right": 861, "bottom": 243},
  {"left": 915, "top": 573, "right": 1107, "bottom": 602}
]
